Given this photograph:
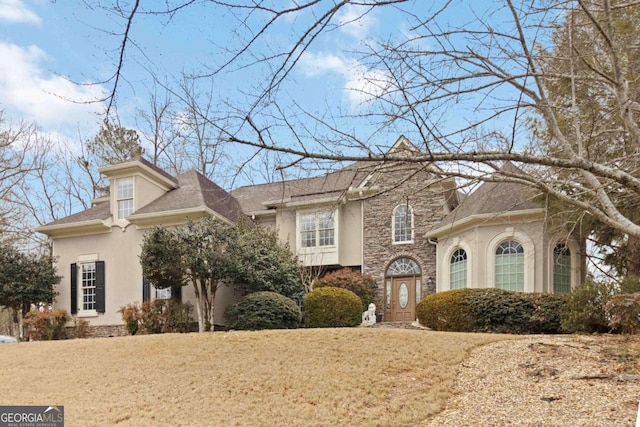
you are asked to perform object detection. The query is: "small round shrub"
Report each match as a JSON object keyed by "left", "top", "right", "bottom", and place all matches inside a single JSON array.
[
  {"left": 561, "top": 280, "right": 616, "bottom": 333},
  {"left": 605, "top": 293, "right": 640, "bottom": 334},
  {"left": 416, "top": 289, "right": 475, "bottom": 331},
  {"left": 303, "top": 287, "right": 362, "bottom": 328},
  {"left": 315, "top": 268, "right": 378, "bottom": 310},
  {"left": 225, "top": 291, "right": 302, "bottom": 330}
]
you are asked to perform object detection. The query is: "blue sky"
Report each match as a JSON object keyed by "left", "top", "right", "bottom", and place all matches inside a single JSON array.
[{"left": 0, "top": 1, "right": 423, "bottom": 148}]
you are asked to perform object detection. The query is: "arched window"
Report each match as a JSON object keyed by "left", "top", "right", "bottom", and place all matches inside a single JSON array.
[
  {"left": 553, "top": 243, "right": 571, "bottom": 294},
  {"left": 386, "top": 258, "right": 421, "bottom": 276},
  {"left": 392, "top": 205, "right": 414, "bottom": 243},
  {"left": 450, "top": 248, "right": 467, "bottom": 289},
  {"left": 495, "top": 240, "right": 524, "bottom": 291}
]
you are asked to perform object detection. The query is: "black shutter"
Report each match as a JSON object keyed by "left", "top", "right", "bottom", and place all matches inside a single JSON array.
[
  {"left": 142, "top": 277, "right": 150, "bottom": 302},
  {"left": 95, "top": 261, "right": 105, "bottom": 313},
  {"left": 172, "top": 285, "right": 182, "bottom": 303},
  {"left": 70, "top": 263, "right": 77, "bottom": 315}
]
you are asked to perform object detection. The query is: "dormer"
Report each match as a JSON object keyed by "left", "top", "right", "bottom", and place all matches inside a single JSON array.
[{"left": 99, "top": 157, "right": 178, "bottom": 227}]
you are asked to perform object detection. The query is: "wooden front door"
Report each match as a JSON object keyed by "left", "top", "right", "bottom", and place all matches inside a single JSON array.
[{"left": 390, "top": 277, "right": 416, "bottom": 322}]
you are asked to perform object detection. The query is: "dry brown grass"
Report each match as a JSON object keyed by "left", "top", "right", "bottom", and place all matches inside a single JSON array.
[{"left": 0, "top": 328, "right": 506, "bottom": 427}]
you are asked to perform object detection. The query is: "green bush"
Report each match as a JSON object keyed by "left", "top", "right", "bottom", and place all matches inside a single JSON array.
[
  {"left": 527, "top": 293, "right": 569, "bottom": 334},
  {"left": 561, "top": 280, "right": 616, "bottom": 333},
  {"left": 605, "top": 293, "right": 640, "bottom": 334},
  {"left": 620, "top": 275, "right": 640, "bottom": 294},
  {"left": 315, "top": 268, "right": 378, "bottom": 310},
  {"left": 416, "top": 289, "right": 475, "bottom": 332},
  {"left": 225, "top": 291, "right": 301, "bottom": 330},
  {"left": 24, "top": 309, "right": 70, "bottom": 341},
  {"left": 417, "top": 289, "right": 568, "bottom": 334},
  {"left": 118, "top": 300, "right": 193, "bottom": 335},
  {"left": 303, "top": 287, "right": 362, "bottom": 328}
]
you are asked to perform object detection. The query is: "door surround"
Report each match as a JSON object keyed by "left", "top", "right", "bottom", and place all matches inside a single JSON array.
[{"left": 384, "top": 257, "right": 422, "bottom": 322}]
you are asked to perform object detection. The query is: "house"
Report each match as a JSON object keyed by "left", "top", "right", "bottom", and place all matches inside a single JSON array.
[{"left": 36, "top": 136, "right": 583, "bottom": 335}]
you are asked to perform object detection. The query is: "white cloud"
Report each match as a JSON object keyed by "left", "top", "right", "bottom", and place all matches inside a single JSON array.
[
  {"left": 336, "top": 4, "right": 378, "bottom": 40},
  {"left": 0, "top": 0, "right": 41, "bottom": 24},
  {"left": 0, "top": 41, "right": 106, "bottom": 129},
  {"left": 299, "top": 51, "right": 394, "bottom": 106}
]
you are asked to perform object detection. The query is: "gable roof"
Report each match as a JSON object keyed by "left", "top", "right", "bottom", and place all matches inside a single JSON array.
[
  {"left": 429, "top": 162, "right": 543, "bottom": 236},
  {"left": 39, "top": 201, "right": 111, "bottom": 227}
]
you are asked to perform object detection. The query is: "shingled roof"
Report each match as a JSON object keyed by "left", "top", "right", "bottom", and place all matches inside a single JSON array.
[
  {"left": 437, "top": 162, "right": 543, "bottom": 229},
  {"left": 41, "top": 201, "right": 111, "bottom": 227},
  {"left": 133, "top": 170, "right": 242, "bottom": 222},
  {"left": 231, "top": 165, "right": 368, "bottom": 213}
]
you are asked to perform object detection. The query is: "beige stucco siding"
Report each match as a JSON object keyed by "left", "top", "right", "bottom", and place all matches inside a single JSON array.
[
  {"left": 52, "top": 225, "right": 234, "bottom": 328},
  {"left": 135, "top": 174, "right": 170, "bottom": 211},
  {"left": 338, "top": 201, "right": 362, "bottom": 266},
  {"left": 435, "top": 220, "right": 547, "bottom": 292}
]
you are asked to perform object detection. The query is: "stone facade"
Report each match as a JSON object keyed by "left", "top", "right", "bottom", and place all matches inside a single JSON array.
[
  {"left": 66, "top": 324, "right": 128, "bottom": 338},
  {"left": 361, "top": 164, "right": 448, "bottom": 318}
]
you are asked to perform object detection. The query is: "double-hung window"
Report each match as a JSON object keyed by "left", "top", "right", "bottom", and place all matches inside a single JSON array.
[
  {"left": 393, "top": 205, "right": 414, "bottom": 243},
  {"left": 81, "top": 262, "right": 96, "bottom": 311},
  {"left": 300, "top": 211, "right": 335, "bottom": 248},
  {"left": 117, "top": 177, "right": 134, "bottom": 219}
]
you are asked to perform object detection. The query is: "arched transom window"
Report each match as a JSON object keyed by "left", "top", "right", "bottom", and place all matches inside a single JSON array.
[
  {"left": 495, "top": 240, "right": 524, "bottom": 291},
  {"left": 393, "top": 205, "right": 414, "bottom": 243},
  {"left": 553, "top": 243, "right": 571, "bottom": 294},
  {"left": 386, "top": 258, "right": 421, "bottom": 276},
  {"left": 450, "top": 248, "right": 467, "bottom": 289}
]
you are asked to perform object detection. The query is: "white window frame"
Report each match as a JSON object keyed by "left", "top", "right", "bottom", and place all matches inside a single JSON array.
[
  {"left": 116, "top": 177, "right": 134, "bottom": 219},
  {"left": 486, "top": 230, "right": 535, "bottom": 293},
  {"left": 449, "top": 248, "right": 468, "bottom": 289},
  {"left": 392, "top": 204, "right": 414, "bottom": 244},
  {"left": 79, "top": 262, "right": 98, "bottom": 316},
  {"left": 155, "top": 286, "right": 172, "bottom": 300},
  {"left": 298, "top": 210, "right": 336, "bottom": 249}
]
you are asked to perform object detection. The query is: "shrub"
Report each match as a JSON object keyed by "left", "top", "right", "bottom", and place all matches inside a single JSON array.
[
  {"left": 24, "top": 309, "right": 70, "bottom": 341},
  {"left": 605, "top": 293, "right": 640, "bottom": 334},
  {"left": 527, "top": 293, "right": 569, "bottom": 334},
  {"left": 303, "top": 287, "right": 362, "bottom": 328},
  {"left": 561, "top": 280, "right": 616, "bottom": 333},
  {"left": 118, "top": 300, "right": 194, "bottom": 335},
  {"left": 620, "top": 275, "right": 640, "bottom": 294},
  {"left": 416, "top": 289, "right": 475, "bottom": 332},
  {"left": 417, "top": 289, "right": 568, "bottom": 334},
  {"left": 315, "top": 268, "right": 378, "bottom": 310},
  {"left": 225, "top": 291, "right": 301, "bottom": 330},
  {"left": 74, "top": 317, "right": 90, "bottom": 338}
]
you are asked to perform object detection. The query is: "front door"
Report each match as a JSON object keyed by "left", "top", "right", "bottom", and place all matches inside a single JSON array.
[{"left": 391, "top": 277, "right": 416, "bottom": 322}]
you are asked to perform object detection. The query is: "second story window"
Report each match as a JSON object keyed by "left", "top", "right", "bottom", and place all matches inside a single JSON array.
[
  {"left": 300, "top": 211, "right": 335, "bottom": 248},
  {"left": 117, "top": 177, "right": 134, "bottom": 219},
  {"left": 393, "top": 204, "right": 414, "bottom": 243}
]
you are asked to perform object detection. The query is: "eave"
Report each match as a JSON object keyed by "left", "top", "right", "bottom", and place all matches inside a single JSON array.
[
  {"left": 35, "top": 219, "right": 112, "bottom": 239},
  {"left": 426, "top": 208, "right": 545, "bottom": 239},
  {"left": 127, "top": 207, "right": 235, "bottom": 228}
]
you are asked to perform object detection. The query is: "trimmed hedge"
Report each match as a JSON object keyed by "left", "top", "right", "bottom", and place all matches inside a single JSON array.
[
  {"left": 225, "top": 291, "right": 302, "bottom": 330},
  {"left": 303, "top": 287, "right": 362, "bottom": 328},
  {"left": 315, "top": 268, "right": 378, "bottom": 310},
  {"left": 416, "top": 288, "right": 568, "bottom": 334}
]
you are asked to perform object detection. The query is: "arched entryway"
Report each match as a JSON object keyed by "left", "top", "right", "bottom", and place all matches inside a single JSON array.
[{"left": 384, "top": 257, "right": 422, "bottom": 322}]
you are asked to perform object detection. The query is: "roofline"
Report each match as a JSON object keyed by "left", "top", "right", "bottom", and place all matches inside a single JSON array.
[
  {"left": 99, "top": 159, "right": 178, "bottom": 189},
  {"left": 263, "top": 196, "right": 342, "bottom": 209},
  {"left": 127, "top": 206, "right": 236, "bottom": 226},
  {"left": 427, "top": 208, "right": 545, "bottom": 238},
  {"left": 35, "top": 219, "right": 111, "bottom": 238}
]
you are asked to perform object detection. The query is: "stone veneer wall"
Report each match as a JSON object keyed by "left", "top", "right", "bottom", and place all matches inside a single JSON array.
[
  {"left": 362, "top": 165, "right": 446, "bottom": 313},
  {"left": 66, "top": 324, "right": 128, "bottom": 338}
]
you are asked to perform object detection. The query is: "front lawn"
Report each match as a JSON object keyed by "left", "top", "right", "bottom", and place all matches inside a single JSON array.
[{"left": 0, "top": 328, "right": 506, "bottom": 426}]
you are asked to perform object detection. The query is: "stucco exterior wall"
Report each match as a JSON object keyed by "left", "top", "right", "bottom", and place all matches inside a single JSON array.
[
  {"left": 433, "top": 219, "right": 582, "bottom": 293},
  {"left": 52, "top": 225, "right": 236, "bottom": 328},
  {"left": 338, "top": 200, "right": 363, "bottom": 267}
]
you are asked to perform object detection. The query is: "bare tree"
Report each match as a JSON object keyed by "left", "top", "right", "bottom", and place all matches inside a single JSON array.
[{"left": 87, "top": 1, "right": 640, "bottom": 245}]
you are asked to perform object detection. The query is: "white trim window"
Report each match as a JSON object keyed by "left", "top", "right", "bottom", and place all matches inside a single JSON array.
[
  {"left": 495, "top": 240, "right": 524, "bottom": 291},
  {"left": 300, "top": 211, "right": 335, "bottom": 248},
  {"left": 81, "top": 262, "right": 97, "bottom": 311},
  {"left": 392, "top": 204, "right": 414, "bottom": 244},
  {"left": 116, "top": 177, "right": 134, "bottom": 219},
  {"left": 553, "top": 243, "right": 571, "bottom": 294},
  {"left": 449, "top": 248, "right": 467, "bottom": 289},
  {"left": 155, "top": 287, "right": 172, "bottom": 300}
]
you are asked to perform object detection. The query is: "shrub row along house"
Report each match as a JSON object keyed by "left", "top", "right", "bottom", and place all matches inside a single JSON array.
[{"left": 36, "top": 136, "right": 584, "bottom": 335}]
